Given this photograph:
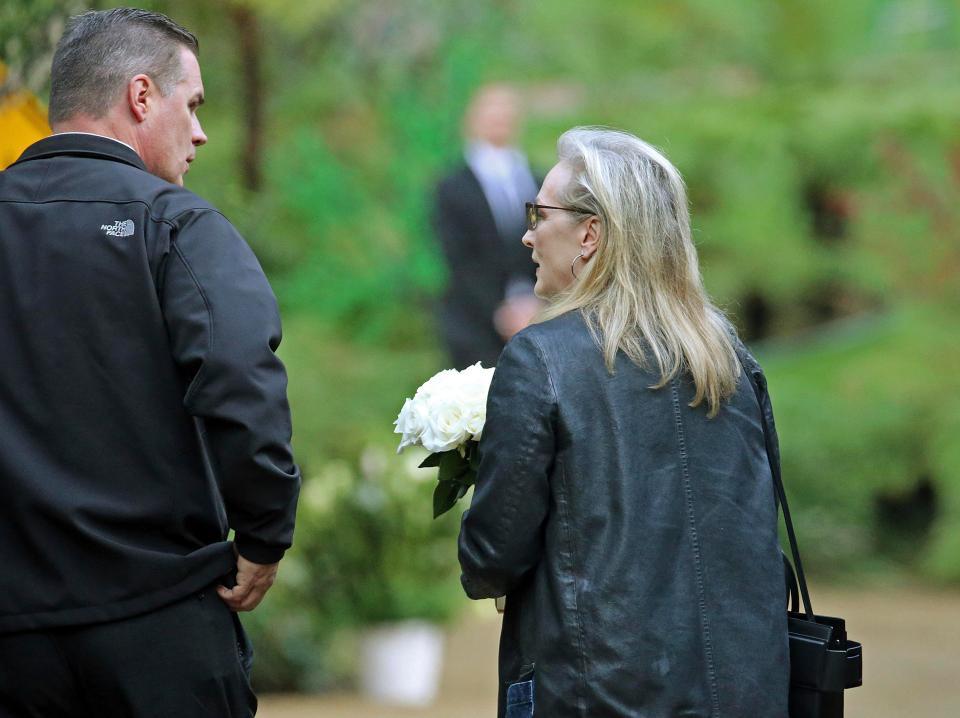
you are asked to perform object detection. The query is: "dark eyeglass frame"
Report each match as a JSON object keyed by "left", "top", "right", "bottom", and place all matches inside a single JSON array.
[{"left": 525, "top": 201, "right": 587, "bottom": 231}]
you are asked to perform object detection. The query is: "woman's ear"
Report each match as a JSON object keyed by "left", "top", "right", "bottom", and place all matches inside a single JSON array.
[{"left": 581, "top": 216, "right": 601, "bottom": 259}]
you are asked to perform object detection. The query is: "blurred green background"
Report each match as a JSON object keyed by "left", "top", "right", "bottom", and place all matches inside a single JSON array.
[{"left": 3, "top": 0, "right": 960, "bottom": 694}]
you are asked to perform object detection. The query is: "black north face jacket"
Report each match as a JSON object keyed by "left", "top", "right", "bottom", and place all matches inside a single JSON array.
[{"left": 0, "top": 134, "right": 301, "bottom": 633}]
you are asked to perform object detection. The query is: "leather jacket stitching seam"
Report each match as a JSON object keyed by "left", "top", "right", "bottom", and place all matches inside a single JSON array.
[
  {"left": 555, "top": 461, "right": 590, "bottom": 714},
  {"left": 671, "top": 380, "right": 721, "bottom": 717}
]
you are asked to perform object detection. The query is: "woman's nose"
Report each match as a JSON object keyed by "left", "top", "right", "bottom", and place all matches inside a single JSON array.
[{"left": 521, "top": 230, "right": 534, "bottom": 249}]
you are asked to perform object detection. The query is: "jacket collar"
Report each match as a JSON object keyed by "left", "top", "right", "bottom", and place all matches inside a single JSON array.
[{"left": 12, "top": 133, "right": 148, "bottom": 174}]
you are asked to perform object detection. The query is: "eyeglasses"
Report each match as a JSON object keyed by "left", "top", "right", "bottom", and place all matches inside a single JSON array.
[{"left": 525, "top": 201, "right": 586, "bottom": 231}]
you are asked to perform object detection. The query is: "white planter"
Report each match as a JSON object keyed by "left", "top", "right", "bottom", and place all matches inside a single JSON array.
[{"left": 359, "top": 620, "right": 445, "bottom": 707}]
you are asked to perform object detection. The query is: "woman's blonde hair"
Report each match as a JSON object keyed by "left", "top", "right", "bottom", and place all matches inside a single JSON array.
[{"left": 540, "top": 127, "right": 739, "bottom": 417}]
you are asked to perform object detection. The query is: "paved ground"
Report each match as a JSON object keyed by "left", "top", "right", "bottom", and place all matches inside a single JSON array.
[{"left": 259, "top": 584, "right": 960, "bottom": 717}]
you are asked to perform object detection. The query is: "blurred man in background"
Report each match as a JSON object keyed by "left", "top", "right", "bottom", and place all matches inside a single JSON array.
[
  {"left": 433, "top": 83, "right": 542, "bottom": 369},
  {"left": 0, "top": 9, "right": 299, "bottom": 716}
]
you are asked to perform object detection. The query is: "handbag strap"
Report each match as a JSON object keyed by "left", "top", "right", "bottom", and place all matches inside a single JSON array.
[
  {"left": 782, "top": 549, "right": 800, "bottom": 613},
  {"left": 735, "top": 348, "right": 815, "bottom": 620}
]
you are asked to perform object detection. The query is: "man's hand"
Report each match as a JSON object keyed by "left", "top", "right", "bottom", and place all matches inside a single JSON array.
[
  {"left": 217, "top": 555, "right": 279, "bottom": 612},
  {"left": 493, "top": 294, "right": 542, "bottom": 342}
]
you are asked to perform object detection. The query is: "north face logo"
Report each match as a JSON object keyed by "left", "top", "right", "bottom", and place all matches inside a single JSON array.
[{"left": 101, "top": 219, "right": 135, "bottom": 238}]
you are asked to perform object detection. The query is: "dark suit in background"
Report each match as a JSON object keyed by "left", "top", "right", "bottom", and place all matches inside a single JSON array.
[
  {"left": 433, "top": 161, "right": 538, "bottom": 368},
  {"left": 431, "top": 84, "right": 542, "bottom": 370}
]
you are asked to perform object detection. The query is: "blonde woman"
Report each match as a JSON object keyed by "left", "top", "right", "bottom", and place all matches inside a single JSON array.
[{"left": 458, "top": 127, "right": 789, "bottom": 717}]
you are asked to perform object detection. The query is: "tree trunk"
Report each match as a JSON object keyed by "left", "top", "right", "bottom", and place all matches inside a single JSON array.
[{"left": 230, "top": 4, "right": 264, "bottom": 192}]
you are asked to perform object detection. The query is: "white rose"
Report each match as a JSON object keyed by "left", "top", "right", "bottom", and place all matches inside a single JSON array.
[
  {"left": 415, "top": 368, "right": 460, "bottom": 402},
  {"left": 421, "top": 395, "right": 471, "bottom": 453},
  {"left": 457, "top": 363, "right": 494, "bottom": 440},
  {"left": 464, "top": 405, "right": 485, "bottom": 441},
  {"left": 459, "top": 362, "right": 494, "bottom": 388},
  {"left": 395, "top": 364, "right": 495, "bottom": 454},
  {"left": 394, "top": 396, "right": 429, "bottom": 451}
]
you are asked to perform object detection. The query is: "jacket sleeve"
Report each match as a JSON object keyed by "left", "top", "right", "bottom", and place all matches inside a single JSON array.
[
  {"left": 458, "top": 330, "right": 555, "bottom": 598},
  {"left": 159, "top": 208, "right": 301, "bottom": 564}
]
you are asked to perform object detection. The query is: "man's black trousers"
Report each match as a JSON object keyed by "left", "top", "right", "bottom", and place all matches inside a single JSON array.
[{"left": 0, "top": 587, "right": 256, "bottom": 717}]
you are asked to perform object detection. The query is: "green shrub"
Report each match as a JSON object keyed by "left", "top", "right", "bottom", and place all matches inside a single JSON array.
[{"left": 247, "top": 445, "right": 465, "bottom": 692}]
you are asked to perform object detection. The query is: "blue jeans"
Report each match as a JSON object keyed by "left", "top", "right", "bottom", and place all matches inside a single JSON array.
[{"left": 505, "top": 677, "right": 534, "bottom": 718}]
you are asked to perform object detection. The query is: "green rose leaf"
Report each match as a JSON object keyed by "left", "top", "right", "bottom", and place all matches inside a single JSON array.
[
  {"left": 433, "top": 478, "right": 463, "bottom": 518},
  {"left": 429, "top": 447, "right": 479, "bottom": 519},
  {"left": 437, "top": 449, "right": 469, "bottom": 482},
  {"left": 419, "top": 453, "right": 442, "bottom": 468}
]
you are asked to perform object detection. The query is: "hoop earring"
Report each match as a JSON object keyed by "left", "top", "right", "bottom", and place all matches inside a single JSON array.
[{"left": 570, "top": 251, "right": 586, "bottom": 279}]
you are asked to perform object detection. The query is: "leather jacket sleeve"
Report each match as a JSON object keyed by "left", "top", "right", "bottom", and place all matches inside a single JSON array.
[
  {"left": 160, "top": 209, "right": 301, "bottom": 564},
  {"left": 458, "top": 330, "right": 556, "bottom": 598}
]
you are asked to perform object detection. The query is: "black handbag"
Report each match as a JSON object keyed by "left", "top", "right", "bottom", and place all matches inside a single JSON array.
[{"left": 743, "top": 358, "right": 863, "bottom": 717}]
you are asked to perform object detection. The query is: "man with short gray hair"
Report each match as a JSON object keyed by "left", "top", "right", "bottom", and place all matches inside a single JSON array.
[{"left": 0, "top": 8, "right": 300, "bottom": 716}]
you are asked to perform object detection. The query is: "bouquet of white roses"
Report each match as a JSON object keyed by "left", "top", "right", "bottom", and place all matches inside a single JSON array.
[{"left": 394, "top": 362, "right": 495, "bottom": 517}]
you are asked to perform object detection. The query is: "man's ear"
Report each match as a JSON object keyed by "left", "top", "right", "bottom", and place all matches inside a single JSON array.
[
  {"left": 128, "top": 74, "right": 152, "bottom": 123},
  {"left": 581, "top": 215, "right": 601, "bottom": 259}
]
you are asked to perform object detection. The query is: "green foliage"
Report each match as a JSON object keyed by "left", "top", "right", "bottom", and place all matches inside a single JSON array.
[
  {"left": 300, "top": 450, "right": 463, "bottom": 625},
  {"left": 278, "top": 315, "right": 443, "bottom": 466},
  {"left": 0, "top": 0, "right": 85, "bottom": 96},
  {"left": 760, "top": 302, "right": 960, "bottom": 576},
  {"left": 262, "top": 10, "right": 498, "bottom": 338},
  {"left": 242, "top": 566, "right": 334, "bottom": 692},
  {"left": 247, "top": 447, "right": 465, "bottom": 691}
]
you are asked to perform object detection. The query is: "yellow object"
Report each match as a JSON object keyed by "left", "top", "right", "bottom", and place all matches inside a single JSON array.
[{"left": 0, "top": 62, "right": 51, "bottom": 169}]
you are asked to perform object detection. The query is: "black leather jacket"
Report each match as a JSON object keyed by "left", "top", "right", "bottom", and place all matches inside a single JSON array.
[{"left": 459, "top": 311, "right": 789, "bottom": 717}]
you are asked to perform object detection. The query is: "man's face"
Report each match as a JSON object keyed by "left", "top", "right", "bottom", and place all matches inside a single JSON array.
[
  {"left": 467, "top": 86, "right": 520, "bottom": 147},
  {"left": 140, "top": 46, "right": 207, "bottom": 186}
]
